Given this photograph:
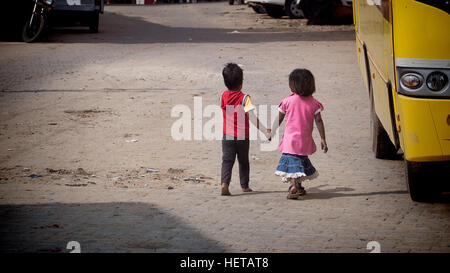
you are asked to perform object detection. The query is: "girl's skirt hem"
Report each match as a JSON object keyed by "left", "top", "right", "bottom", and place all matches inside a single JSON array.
[{"left": 275, "top": 170, "right": 319, "bottom": 182}]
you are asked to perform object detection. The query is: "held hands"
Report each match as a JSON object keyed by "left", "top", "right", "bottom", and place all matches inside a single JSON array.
[
  {"left": 321, "top": 138, "right": 328, "bottom": 153},
  {"left": 265, "top": 129, "right": 272, "bottom": 141}
]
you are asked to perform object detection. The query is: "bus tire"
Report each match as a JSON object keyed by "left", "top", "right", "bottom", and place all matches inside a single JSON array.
[
  {"left": 370, "top": 88, "right": 397, "bottom": 159},
  {"left": 405, "top": 161, "right": 439, "bottom": 202}
]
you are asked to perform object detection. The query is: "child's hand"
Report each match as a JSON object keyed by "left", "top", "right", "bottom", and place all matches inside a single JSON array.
[
  {"left": 266, "top": 129, "right": 272, "bottom": 141},
  {"left": 321, "top": 139, "right": 328, "bottom": 153}
]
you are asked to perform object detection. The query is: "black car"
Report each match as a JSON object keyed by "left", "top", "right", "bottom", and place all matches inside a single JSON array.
[{"left": 51, "top": 0, "right": 104, "bottom": 33}]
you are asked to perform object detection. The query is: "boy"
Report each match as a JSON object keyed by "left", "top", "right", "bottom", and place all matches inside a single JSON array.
[{"left": 220, "top": 63, "right": 270, "bottom": 196}]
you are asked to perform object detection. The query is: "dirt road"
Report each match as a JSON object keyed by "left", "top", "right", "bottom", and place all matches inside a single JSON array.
[{"left": 0, "top": 3, "right": 449, "bottom": 253}]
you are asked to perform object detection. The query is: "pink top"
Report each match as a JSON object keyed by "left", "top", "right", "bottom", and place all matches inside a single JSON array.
[{"left": 278, "top": 93, "right": 324, "bottom": 155}]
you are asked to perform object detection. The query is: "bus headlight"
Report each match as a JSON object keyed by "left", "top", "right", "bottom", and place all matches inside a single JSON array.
[
  {"left": 426, "top": 72, "right": 448, "bottom": 91},
  {"left": 400, "top": 73, "right": 423, "bottom": 89},
  {"left": 397, "top": 66, "right": 450, "bottom": 98}
]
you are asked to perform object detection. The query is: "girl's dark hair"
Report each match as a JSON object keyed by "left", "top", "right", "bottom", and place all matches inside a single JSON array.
[
  {"left": 222, "top": 63, "right": 243, "bottom": 91},
  {"left": 289, "top": 69, "right": 315, "bottom": 97}
]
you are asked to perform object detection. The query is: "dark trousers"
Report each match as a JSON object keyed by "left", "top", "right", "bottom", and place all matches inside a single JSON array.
[{"left": 221, "top": 135, "right": 250, "bottom": 188}]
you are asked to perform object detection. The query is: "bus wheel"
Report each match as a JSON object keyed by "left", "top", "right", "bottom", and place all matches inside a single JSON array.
[
  {"left": 405, "top": 161, "right": 439, "bottom": 202},
  {"left": 370, "top": 89, "right": 397, "bottom": 159}
]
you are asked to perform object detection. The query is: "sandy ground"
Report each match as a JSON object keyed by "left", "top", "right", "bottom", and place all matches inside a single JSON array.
[{"left": 0, "top": 3, "right": 449, "bottom": 253}]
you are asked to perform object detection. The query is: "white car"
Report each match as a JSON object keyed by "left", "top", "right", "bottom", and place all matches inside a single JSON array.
[
  {"left": 246, "top": 0, "right": 352, "bottom": 20},
  {"left": 246, "top": 0, "right": 301, "bottom": 19}
]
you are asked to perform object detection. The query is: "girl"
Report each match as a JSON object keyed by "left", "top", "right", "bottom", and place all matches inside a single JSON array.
[{"left": 271, "top": 69, "right": 328, "bottom": 199}]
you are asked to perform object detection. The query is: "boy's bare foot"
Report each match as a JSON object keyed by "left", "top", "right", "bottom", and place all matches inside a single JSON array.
[
  {"left": 221, "top": 183, "right": 231, "bottom": 196},
  {"left": 242, "top": 187, "right": 253, "bottom": 192}
]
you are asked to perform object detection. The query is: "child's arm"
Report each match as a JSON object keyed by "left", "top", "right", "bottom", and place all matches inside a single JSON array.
[
  {"left": 248, "top": 111, "right": 268, "bottom": 134},
  {"left": 271, "top": 112, "right": 285, "bottom": 133},
  {"left": 314, "top": 112, "right": 328, "bottom": 153},
  {"left": 245, "top": 95, "right": 270, "bottom": 137},
  {"left": 266, "top": 111, "right": 285, "bottom": 140}
]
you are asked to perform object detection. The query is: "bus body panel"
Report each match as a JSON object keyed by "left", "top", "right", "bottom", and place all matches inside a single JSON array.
[
  {"left": 440, "top": 140, "right": 450, "bottom": 156},
  {"left": 354, "top": 0, "right": 450, "bottom": 164},
  {"left": 355, "top": 35, "right": 369, "bottom": 91},
  {"left": 370, "top": 59, "right": 396, "bottom": 141},
  {"left": 354, "top": 0, "right": 398, "bottom": 145},
  {"left": 392, "top": 1, "right": 450, "bottom": 61},
  {"left": 429, "top": 101, "right": 450, "bottom": 140},
  {"left": 397, "top": 95, "right": 450, "bottom": 162},
  {"left": 392, "top": 0, "right": 450, "bottom": 162}
]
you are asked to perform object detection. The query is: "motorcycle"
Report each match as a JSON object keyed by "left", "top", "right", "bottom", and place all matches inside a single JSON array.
[{"left": 22, "top": 0, "right": 55, "bottom": 43}]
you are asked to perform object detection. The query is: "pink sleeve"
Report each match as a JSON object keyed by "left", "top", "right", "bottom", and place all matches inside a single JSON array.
[
  {"left": 278, "top": 99, "right": 287, "bottom": 114},
  {"left": 314, "top": 100, "right": 324, "bottom": 115}
]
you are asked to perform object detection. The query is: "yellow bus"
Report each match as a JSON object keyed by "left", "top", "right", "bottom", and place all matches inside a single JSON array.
[{"left": 353, "top": 0, "right": 449, "bottom": 201}]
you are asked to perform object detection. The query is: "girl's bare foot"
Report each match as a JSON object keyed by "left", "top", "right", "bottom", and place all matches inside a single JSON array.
[
  {"left": 287, "top": 184, "right": 300, "bottom": 199},
  {"left": 290, "top": 185, "right": 298, "bottom": 194},
  {"left": 221, "top": 183, "right": 231, "bottom": 196},
  {"left": 242, "top": 188, "right": 253, "bottom": 192}
]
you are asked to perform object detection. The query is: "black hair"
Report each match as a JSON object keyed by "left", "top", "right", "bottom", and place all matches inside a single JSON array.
[
  {"left": 289, "top": 69, "right": 315, "bottom": 97},
  {"left": 222, "top": 63, "right": 243, "bottom": 91}
]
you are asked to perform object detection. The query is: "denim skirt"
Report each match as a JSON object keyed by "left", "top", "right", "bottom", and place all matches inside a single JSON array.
[{"left": 275, "top": 153, "right": 318, "bottom": 182}]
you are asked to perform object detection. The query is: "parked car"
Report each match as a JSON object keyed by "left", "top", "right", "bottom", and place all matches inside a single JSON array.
[
  {"left": 246, "top": 0, "right": 352, "bottom": 20},
  {"left": 51, "top": 0, "right": 104, "bottom": 33},
  {"left": 245, "top": 0, "right": 302, "bottom": 19},
  {"left": 300, "top": 0, "right": 353, "bottom": 25}
]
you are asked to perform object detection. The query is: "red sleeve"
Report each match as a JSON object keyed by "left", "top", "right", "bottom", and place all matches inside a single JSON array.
[{"left": 220, "top": 93, "right": 225, "bottom": 110}]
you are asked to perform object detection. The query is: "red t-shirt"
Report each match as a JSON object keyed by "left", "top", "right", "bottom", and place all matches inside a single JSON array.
[{"left": 220, "top": 90, "right": 250, "bottom": 139}]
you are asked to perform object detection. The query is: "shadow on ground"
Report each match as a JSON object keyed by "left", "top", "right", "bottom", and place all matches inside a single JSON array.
[
  {"left": 302, "top": 185, "right": 409, "bottom": 200},
  {"left": 0, "top": 202, "right": 226, "bottom": 253},
  {"left": 301, "top": 184, "right": 450, "bottom": 203},
  {"left": 229, "top": 186, "right": 410, "bottom": 199},
  {"left": 231, "top": 184, "right": 450, "bottom": 203},
  {"left": 42, "top": 11, "right": 354, "bottom": 44}
]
